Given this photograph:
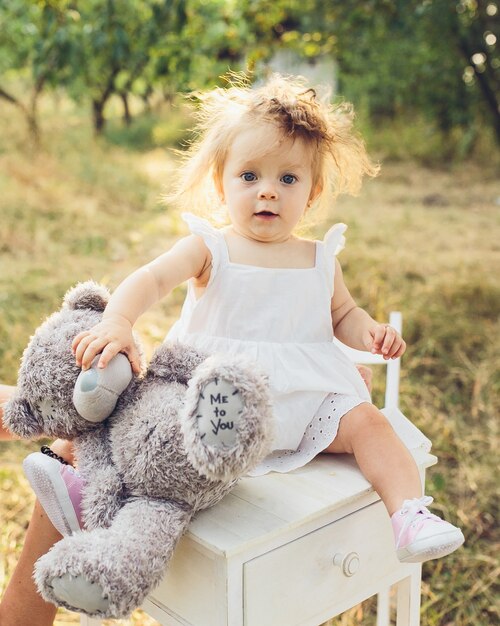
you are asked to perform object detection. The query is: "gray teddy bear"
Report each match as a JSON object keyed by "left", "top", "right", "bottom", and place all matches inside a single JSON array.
[{"left": 3, "top": 281, "right": 273, "bottom": 618}]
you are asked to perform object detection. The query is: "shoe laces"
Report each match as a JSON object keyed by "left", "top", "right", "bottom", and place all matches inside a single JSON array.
[{"left": 395, "top": 495, "right": 436, "bottom": 547}]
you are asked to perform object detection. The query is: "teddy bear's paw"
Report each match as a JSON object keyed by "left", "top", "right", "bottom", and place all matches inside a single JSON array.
[
  {"left": 194, "top": 377, "right": 244, "bottom": 448},
  {"left": 50, "top": 573, "right": 109, "bottom": 614}
]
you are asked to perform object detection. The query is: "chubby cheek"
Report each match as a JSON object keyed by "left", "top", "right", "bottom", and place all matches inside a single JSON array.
[
  {"left": 226, "top": 189, "right": 255, "bottom": 214},
  {"left": 283, "top": 194, "right": 309, "bottom": 222}
]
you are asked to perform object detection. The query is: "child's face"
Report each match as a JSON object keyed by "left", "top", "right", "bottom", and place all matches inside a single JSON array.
[{"left": 219, "top": 123, "right": 317, "bottom": 242}]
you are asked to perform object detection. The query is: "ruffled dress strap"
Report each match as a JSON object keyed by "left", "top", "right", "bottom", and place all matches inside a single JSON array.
[
  {"left": 321, "top": 222, "right": 347, "bottom": 288},
  {"left": 181, "top": 212, "right": 225, "bottom": 286}
]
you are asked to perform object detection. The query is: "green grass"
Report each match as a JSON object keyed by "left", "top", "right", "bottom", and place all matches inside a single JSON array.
[
  {"left": 323, "top": 164, "right": 499, "bottom": 626},
  {"left": 0, "top": 99, "right": 499, "bottom": 625}
]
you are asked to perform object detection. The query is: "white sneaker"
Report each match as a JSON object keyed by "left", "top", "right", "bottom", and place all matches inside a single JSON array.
[
  {"left": 391, "top": 496, "right": 464, "bottom": 563},
  {"left": 23, "top": 451, "right": 84, "bottom": 536}
]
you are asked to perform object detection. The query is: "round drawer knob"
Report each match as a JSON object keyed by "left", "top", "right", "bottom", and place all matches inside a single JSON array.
[{"left": 333, "top": 552, "right": 360, "bottom": 577}]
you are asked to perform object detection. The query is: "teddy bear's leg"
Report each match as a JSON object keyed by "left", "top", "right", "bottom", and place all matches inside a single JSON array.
[
  {"left": 34, "top": 498, "right": 193, "bottom": 619},
  {"left": 181, "top": 354, "right": 274, "bottom": 481},
  {"left": 75, "top": 428, "right": 124, "bottom": 530}
]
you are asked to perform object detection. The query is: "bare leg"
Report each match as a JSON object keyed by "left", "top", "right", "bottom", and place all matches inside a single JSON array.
[
  {"left": 324, "top": 403, "right": 422, "bottom": 515},
  {"left": 0, "top": 501, "right": 61, "bottom": 626},
  {"left": 0, "top": 438, "right": 75, "bottom": 626}
]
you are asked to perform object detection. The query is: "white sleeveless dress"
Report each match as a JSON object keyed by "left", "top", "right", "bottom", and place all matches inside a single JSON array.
[{"left": 167, "top": 213, "right": 431, "bottom": 476}]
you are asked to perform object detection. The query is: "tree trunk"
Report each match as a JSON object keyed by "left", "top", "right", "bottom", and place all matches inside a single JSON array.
[
  {"left": 457, "top": 32, "right": 500, "bottom": 144},
  {"left": 29, "top": 83, "right": 44, "bottom": 148},
  {"left": 92, "top": 99, "right": 107, "bottom": 134},
  {"left": 92, "top": 68, "right": 120, "bottom": 134},
  {"left": 27, "top": 113, "right": 41, "bottom": 147},
  {"left": 472, "top": 66, "right": 500, "bottom": 144},
  {"left": 141, "top": 87, "right": 153, "bottom": 113},
  {"left": 120, "top": 92, "right": 132, "bottom": 126},
  {"left": 0, "top": 87, "right": 40, "bottom": 147}
]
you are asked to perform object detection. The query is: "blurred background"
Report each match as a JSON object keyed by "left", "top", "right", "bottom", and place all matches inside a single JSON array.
[{"left": 0, "top": 1, "right": 498, "bottom": 625}]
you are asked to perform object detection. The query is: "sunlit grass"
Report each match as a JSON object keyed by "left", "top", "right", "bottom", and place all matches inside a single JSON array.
[{"left": 0, "top": 100, "right": 498, "bottom": 625}]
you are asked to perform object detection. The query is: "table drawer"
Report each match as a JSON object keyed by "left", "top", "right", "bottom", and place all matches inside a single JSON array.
[{"left": 244, "top": 500, "right": 402, "bottom": 626}]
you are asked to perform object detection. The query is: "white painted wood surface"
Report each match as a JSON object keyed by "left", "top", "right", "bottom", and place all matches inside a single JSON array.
[
  {"left": 244, "top": 500, "right": 405, "bottom": 625},
  {"left": 79, "top": 617, "right": 102, "bottom": 626},
  {"left": 143, "top": 450, "right": 434, "bottom": 626}
]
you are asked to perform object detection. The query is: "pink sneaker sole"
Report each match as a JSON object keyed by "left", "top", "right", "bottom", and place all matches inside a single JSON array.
[
  {"left": 397, "top": 529, "right": 465, "bottom": 563},
  {"left": 23, "top": 452, "right": 82, "bottom": 536}
]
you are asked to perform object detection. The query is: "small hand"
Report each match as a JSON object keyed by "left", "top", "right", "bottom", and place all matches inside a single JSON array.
[
  {"left": 364, "top": 324, "right": 406, "bottom": 360},
  {"left": 72, "top": 316, "right": 141, "bottom": 373}
]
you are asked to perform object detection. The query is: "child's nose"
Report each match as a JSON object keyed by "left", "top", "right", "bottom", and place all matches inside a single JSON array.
[{"left": 258, "top": 184, "right": 278, "bottom": 200}]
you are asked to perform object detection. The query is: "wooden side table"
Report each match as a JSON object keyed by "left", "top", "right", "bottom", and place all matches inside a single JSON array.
[{"left": 82, "top": 449, "right": 435, "bottom": 626}]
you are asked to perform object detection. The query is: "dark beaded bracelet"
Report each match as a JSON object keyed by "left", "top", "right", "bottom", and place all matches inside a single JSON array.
[{"left": 40, "top": 444, "right": 70, "bottom": 466}]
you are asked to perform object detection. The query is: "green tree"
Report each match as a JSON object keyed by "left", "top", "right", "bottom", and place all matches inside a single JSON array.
[
  {"left": 62, "top": 0, "right": 187, "bottom": 133},
  {"left": 325, "top": 1, "right": 498, "bottom": 144},
  {"left": 238, "top": 0, "right": 499, "bottom": 147},
  {"left": 0, "top": 0, "right": 75, "bottom": 143},
  {"left": 0, "top": 0, "right": 189, "bottom": 137}
]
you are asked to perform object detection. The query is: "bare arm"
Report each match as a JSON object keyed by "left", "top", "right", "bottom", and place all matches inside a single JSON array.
[
  {"left": 73, "top": 234, "right": 210, "bottom": 371},
  {"left": 331, "top": 259, "right": 406, "bottom": 359},
  {"left": 0, "top": 384, "right": 17, "bottom": 440}
]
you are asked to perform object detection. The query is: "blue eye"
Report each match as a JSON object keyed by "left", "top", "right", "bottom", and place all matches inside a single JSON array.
[
  {"left": 281, "top": 174, "right": 296, "bottom": 185},
  {"left": 241, "top": 172, "right": 257, "bottom": 182}
]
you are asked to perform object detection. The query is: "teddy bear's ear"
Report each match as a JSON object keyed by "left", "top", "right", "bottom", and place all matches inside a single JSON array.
[
  {"left": 63, "top": 281, "right": 110, "bottom": 312},
  {"left": 3, "top": 397, "right": 45, "bottom": 439}
]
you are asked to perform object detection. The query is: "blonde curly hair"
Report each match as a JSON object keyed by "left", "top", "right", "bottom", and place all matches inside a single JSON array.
[{"left": 169, "top": 74, "right": 379, "bottom": 221}]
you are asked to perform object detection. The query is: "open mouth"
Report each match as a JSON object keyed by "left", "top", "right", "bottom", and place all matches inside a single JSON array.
[{"left": 255, "top": 211, "right": 278, "bottom": 217}]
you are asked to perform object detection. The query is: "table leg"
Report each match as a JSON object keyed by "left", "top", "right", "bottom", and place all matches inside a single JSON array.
[
  {"left": 377, "top": 585, "right": 391, "bottom": 626},
  {"left": 395, "top": 567, "right": 422, "bottom": 626}
]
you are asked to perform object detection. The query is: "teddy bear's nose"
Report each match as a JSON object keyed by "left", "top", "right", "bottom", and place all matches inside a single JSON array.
[{"left": 79, "top": 369, "right": 98, "bottom": 392}]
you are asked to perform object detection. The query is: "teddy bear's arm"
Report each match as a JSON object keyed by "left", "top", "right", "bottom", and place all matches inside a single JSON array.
[{"left": 73, "top": 353, "right": 133, "bottom": 423}]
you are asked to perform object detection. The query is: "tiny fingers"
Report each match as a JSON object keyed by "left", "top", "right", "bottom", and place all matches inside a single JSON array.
[
  {"left": 97, "top": 343, "right": 121, "bottom": 369},
  {"left": 381, "top": 326, "right": 406, "bottom": 359},
  {"left": 381, "top": 325, "right": 397, "bottom": 359},
  {"left": 371, "top": 324, "right": 406, "bottom": 359},
  {"left": 370, "top": 325, "right": 387, "bottom": 353},
  {"left": 78, "top": 337, "right": 111, "bottom": 370},
  {"left": 72, "top": 321, "right": 139, "bottom": 372},
  {"left": 73, "top": 333, "right": 96, "bottom": 366},
  {"left": 100, "top": 345, "right": 141, "bottom": 374},
  {"left": 127, "top": 348, "right": 142, "bottom": 374},
  {"left": 72, "top": 331, "right": 90, "bottom": 354},
  {"left": 391, "top": 339, "right": 407, "bottom": 359}
]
